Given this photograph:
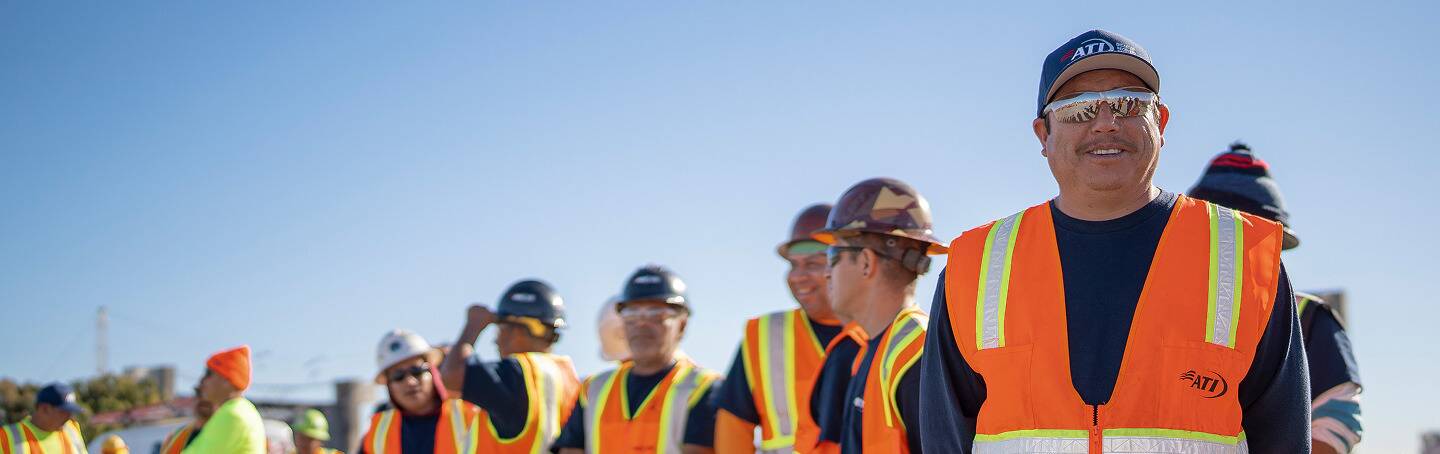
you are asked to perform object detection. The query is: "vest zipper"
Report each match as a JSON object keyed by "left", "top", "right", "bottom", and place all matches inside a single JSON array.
[{"left": 1088, "top": 405, "right": 1102, "bottom": 454}]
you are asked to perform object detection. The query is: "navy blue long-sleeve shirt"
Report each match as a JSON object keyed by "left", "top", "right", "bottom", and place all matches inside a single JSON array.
[
  {"left": 918, "top": 192, "right": 1311, "bottom": 453},
  {"left": 460, "top": 355, "right": 530, "bottom": 438}
]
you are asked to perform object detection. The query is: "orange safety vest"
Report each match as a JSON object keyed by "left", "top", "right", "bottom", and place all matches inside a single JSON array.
[
  {"left": 944, "top": 197, "right": 1283, "bottom": 453},
  {"left": 581, "top": 359, "right": 720, "bottom": 454},
  {"left": 0, "top": 420, "right": 86, "bottom": 454},
  {"left": 856, "top": 306, "right": 927, "bottom": 454},
  {"left": 794, "top": 323, "right": 867, "bottom": 454},
  {"left": 361, "top": 398, "right": 481, "bottom": 454},
  {"left": 736, "top": 309, "right": 835, "bottom": 453},
  {"left": 159, "top": 423, "right": 199, "bottom": 454},
  {"left": 475, "top": 353, "right": 580, "bottom": 454}
]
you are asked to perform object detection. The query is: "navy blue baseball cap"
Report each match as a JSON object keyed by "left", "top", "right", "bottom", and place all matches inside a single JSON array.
[
  {"left": 1037, "top": 30, "right": 1160, "bottom": 117},
  {"left": 36, "top": 382, "right": 84, "bottom": 414}
]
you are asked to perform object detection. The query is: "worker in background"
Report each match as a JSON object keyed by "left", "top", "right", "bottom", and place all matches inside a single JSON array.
[
  {"left": 161, "top": 387, "right": 216, "bottom": 454},
  {"left": 360, "top": 330, "right": 480, "bottom": 454},
  {"left": 440, "top": 279, "right": 581, "bottom": 453},
  {"left": 810, "top": 178, "right": 946, "bottom": 453},
  {"left": 714, "top": 203, "right": 847, "bottom": 454},
  {"left": 184, "top": 345, "right": 265, "bottom": 453},
  {"left": 1189, "top": 142, "right": 1363, "bottom": 453},
  {"left": 0, "top": 382, "right": 88, "bottom": 453},
  {"left": 291, "top": 408, "right": 341, "bottom": 454},
  {"left": 554, "top": 265, "right": 723, "bottom": 454},
  {"left": 598, "top": 295, "right": 631, "bottom": 363}
]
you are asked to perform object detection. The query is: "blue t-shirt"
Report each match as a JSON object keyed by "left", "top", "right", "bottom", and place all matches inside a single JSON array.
[
  {"left": 461, "top": 355, "right": 530, "bottom": 439},
  {"left": 836, "top": 327, "right": 923, "bottom": 454},
  {"left": 552, "top": 363, "right": 722, "bottom": 450},
  {"left": 918, "top": 193, "right": 1312, "bottom": 453},
  {"left": 715, "top": 316, "right": 844, "bottom": 424},
  {"left": 810, "top": 335, "right": 862, "bottom": 447}
]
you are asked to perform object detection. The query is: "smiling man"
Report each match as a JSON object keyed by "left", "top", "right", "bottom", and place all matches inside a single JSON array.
[
  {"left": 918, "top": 30, "right": 1311, "bottom": 453},
  {"left": 554, "top": 265, "right": 722, "bottom": 454},
  {"left": 713, "top": 203, "right": 847, "bottom": 454}
]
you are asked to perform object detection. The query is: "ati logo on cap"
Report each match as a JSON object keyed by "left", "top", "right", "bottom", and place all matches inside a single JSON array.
[
  {"left": 633, "top": 275, "right": 663, "bottom": 284},
  {"left": 510, "top": 293, "right": 537, "bottom": 303},
  {"left": 1061, "top": 38, "right": 1126, "bottom": 62},
  {"left": 1178, "top": 369, "right": 1229, "bottom": 399}
]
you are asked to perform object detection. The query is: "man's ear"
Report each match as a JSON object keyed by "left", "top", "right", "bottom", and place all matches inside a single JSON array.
[
  {"left": 1032, "top": 117, "right": 1049, "bottom": 157},
  {"left": 1157, "top": 103, "right": 1170, "bottom": 143}
]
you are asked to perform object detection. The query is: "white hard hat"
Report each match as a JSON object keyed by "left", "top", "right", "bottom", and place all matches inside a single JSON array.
[{"left": 375, "top": 329, "right": 441, "bottom": 384}]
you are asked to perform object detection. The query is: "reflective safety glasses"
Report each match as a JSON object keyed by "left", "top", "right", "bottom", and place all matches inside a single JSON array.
[
  {"left": 387, "top": 363, "right": 431, "bottom": 383},
  {"left": 618, "top": 305, "right": 681, "bottom": 321},
  {"left": 1042, "top": 87, "right": 1159, "bottom": 124},
  {"left": 826, "top": 246, "right": 866, "bottom": 267}
]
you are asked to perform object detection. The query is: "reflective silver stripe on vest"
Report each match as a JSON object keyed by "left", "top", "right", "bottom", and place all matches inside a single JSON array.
[
  {"left": 4, "top": 424, "right": 24, "bottom": 454},
  {"left": 978, "top": 211, "right": 1024, "bottom": 349},
  {"left": 447, "top": 399, "right": 469, "bottom": 454},
  {"left": 583, "top": 369, "right": 619, "bottom": 454},
  {"left": 1210, "top": 204, "right": 1242, "bottom": 348},
  {"left": 372, "top": 410, "right": 395, "bottom": 454},
  {"left": 974, "top": 436, "right": 1249, "bottom": 453},
  {"left": 532, "top": 355, "right": 564, "bottom": 451},
  {"left": 657, "top": 367, "right": 705, "bottom": 454},
  {"left": 62, "top": 423, "right": 86, "bottom": 453},
  {"left": 761, "top": 312, "right": 795, "bottom": 452},
  {"left": 878, "top": 315, "right": 923, "bottom": 401}
]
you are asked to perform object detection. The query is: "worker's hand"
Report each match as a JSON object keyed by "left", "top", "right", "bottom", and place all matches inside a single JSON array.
[{"left": 465, "top": 304, "right": 497, "bottom": 336}]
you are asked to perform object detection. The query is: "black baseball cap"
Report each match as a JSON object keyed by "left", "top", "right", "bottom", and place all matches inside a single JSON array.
[
  {"left": 1037, "top": 30, "right": 1160, "bottom": 118},
  {"left": 36, "top": 382, "right": 84, "bottom": 414}
]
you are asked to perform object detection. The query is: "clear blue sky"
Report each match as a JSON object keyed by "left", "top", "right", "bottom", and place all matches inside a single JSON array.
[{"left": 2, "top": 2, "right": 1436, "bottom": 451}]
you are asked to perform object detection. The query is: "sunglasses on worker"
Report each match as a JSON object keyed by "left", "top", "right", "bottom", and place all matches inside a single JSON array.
[
  {"left": 387, "top": 363, "right": 431, "bottom": 383},
  {"left": 826, "top": 246, "right": 867, "bottom": 267},
  {"left": 1042, "top": 87, "right": 1159, "bottom": 124},
  {"left": 618, "top": 305, "right": 681, "bottom": 321}
]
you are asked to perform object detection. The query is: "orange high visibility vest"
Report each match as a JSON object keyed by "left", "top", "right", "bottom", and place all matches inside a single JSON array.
[
  {"left": 581, "top": 359, "right": 720, "bottom": 454},
  {"left": 855, "top": 307, "right": 927, "bottom": 454},
  {"left": 475, "top": 353, "right": 580, "bottom": 454},
  {"left": 733, "top": 309, "right": 834, "bottom": 453},
  {"left": 944, "top": 197, "right": 1283, "bottom": 453},
  {"left": 794, "top": 323, "right": 867, "bottom": 454},
  {"left": 1, "top": 420, "right": 86, "bottom": 454},
  {"left": 361, "top": 398, "right": 480, "bottom": 454},
  {"left": 159, "top": 423, "right": 198, "bottom": 454}
]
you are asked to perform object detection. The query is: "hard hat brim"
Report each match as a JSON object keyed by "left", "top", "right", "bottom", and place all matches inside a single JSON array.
[{"left": 811, "top": 228, "right": 949, "bottom": 255}]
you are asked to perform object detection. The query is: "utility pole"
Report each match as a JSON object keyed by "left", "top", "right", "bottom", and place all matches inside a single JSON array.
[{"left": 97, "top": 306, "right": 109, "bottom": 375}]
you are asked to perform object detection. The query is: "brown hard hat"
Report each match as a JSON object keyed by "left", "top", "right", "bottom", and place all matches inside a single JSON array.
[
  {"left": 777, "top": 203, "right": 833, "bottom": 258},
  {"left": 811, "top": 177, "right": 947, "bottom": 255}
]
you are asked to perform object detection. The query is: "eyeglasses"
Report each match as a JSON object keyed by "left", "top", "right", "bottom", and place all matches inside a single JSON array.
[
  {"left": 1042, "top": 87, "right": 1159, "bottom": 124},
  {"left": 387, "top": 363, "right": 431, "bottom": 383},
  {"left": 826, "top": 246, "right": 866, "bottom": 267},
  {"left": 618, "top": 305, "right": 681, "bottom": 321}
]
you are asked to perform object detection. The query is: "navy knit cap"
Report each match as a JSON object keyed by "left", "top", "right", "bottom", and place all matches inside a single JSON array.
[{"left": 1187, "top": 142, "right": 1300, "bottom": 250}]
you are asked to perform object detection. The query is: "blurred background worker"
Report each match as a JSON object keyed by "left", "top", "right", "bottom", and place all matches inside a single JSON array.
[
  {"left": 0, "top": 382, "right": 88, "bottom": 453},
  {"left": 714, "top": 203, "right": 846, "bottom": 454},
  {"left": 160, "top": 389, "right": 215, "bottom": 454},
  {"left": 597, "top": 295, "right": 632, "bottom": 363},
  {"left": 554, "top": 265, "right": 723, "bottom": 454},
  {"left": 1189, "top": 142, "right": 1364, "bottom": 454},
  {"left": 361, "top": 330, "right": 479, "bottom": 454},
  {"left": 291, "top": 408, "right": 341, "bottom": 454},
  {"left": 810, "top": 178, "right": 945, "bottom": 453},
  {"left": 99, "top": 435, "right": 127, "bottom": 454},
  {"left": 184, "top": 345, "right": 265, "bottom": 454},
  {"left": 440, "top": 279, "right": 580, "bottom": 453}
]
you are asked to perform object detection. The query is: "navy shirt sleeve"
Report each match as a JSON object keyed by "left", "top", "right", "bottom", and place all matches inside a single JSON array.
[
  {"left": 894, "top": 365, "right": 924, "bottom": 453},
  {"left": 683, "top": 379, "right": 722, "bottom": 447},
  {"left": 1303, "top": 302, "right": 1362, "bottom": 394},
  {"left": 919, "top": 269, "right": 984, "bottom": 454},
  {"left": 812, "top": 339, "right": 862, "bottom": 444},
  {"left": 1236, "top": 263, "right": 1312, "bottom": 452},
  {"left": 716, "top": 347, "right": 760, "bottom": 424},
  {"left": 552, "top": 394, "right": 586, "bottom": 450},
  {"left": 461, "top": 356, "right": 531, "bottom": 439}
]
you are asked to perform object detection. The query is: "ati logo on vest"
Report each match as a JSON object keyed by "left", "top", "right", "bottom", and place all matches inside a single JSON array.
[{"left": 1178, "top": 370, "right": 1229, "bottom": 399}]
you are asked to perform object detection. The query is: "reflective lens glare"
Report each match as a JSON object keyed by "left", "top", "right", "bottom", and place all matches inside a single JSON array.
[{"left": 1043, "top": 87, "right": 1159, "bottom": 124}]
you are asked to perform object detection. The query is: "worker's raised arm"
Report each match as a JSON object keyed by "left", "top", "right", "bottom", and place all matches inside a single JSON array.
[{"left": 440, "top": 304, "right": 494, "bottom": 392}]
